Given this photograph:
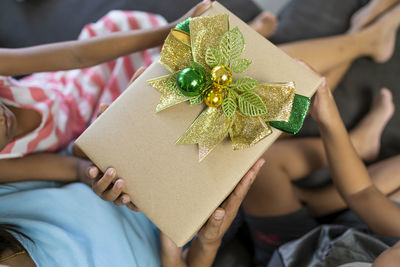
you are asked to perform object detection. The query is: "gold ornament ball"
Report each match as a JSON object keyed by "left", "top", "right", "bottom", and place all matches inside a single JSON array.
[
  {"left": 211, "top": 65, "right": 233, "bottom": 88},
  {"left": 204, "top": 87, "right": 224, "bottom": 108}
]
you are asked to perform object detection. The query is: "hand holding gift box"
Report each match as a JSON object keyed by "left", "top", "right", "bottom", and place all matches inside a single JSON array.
[{"left": 76, "top": 2, "right": 323, "bottom": 246}]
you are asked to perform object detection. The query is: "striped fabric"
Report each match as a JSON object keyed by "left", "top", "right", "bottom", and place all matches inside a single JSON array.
[{"left": 0, "top": 10, "right": 167, "bottom": 159}]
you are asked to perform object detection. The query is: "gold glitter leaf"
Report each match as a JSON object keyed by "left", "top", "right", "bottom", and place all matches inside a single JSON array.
[
  {"left": 231, "top": 58, "right": 252, "bottom": 74},
  {"left": 166, "top": 71, "right": 184, "bottom": 96},
  {"left": 205, "top": 47, "right": 223, "bottom": 68},
  {"left": 189, "top": 94, "right": 204, "bottom": 106},
  {"left": 231, "top": 76, "right": 259, "bottom": 91},
  {"left": 219, "top": 26, "right": 245, "bottom": 64},
  {"left": 222, "top": 97, "right": 237, "bottom": 118},
  {"left": 190, "top": 61, "right": 206, "bottom": 76},
  {"left": 238, "top": 91, "right": 268, "bottom": 117}
]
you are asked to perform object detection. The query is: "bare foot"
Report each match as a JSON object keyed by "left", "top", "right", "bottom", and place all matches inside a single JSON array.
[
  {"left": 351, "top": 0, "right": 399, "bottom": 31},
  {"left": 249, "top": 11, "right": 278, "bottom": 38},
  {"left": 350, "top": 88, "right": 395, "bottom": 162},
  {"left": 361, "top": 3, "right": 400, "bottom": 63}
]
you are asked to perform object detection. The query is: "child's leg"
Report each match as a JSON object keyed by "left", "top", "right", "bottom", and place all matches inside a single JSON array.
[
  {"left": 278, "top": 4, "right": 400, "bottom": 74},
  {"left": 299, "top": 155, "right": 400, "bottom": 216},
  {"left": 241, "top": 143, "right": 317, "bottom": 266},
  {"left": 247, "top": 88, "right": 395, "bottom": 217}
]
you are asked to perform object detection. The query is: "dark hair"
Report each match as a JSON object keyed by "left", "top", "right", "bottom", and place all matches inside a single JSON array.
[{"left": 0, "top": 224, "right": 33, "bottom": 255}]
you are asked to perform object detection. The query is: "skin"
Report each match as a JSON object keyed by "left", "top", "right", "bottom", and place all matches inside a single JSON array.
[
  {"left": 241, "top": 78, "right": 400, "bottom": 265},
  {"left": 0, "top": 158, "right": 265, "bottom": 267},
  {"left": 0, "top": 0, "right": 212, "bottom": 184}
]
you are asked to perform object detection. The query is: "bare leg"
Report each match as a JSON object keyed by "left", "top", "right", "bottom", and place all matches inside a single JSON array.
[
  {"left": 242, "top": 140, "right": 303, "bottom": 217},
  {"left": 300, "top": 155, "right": 400, "bottom": 216},
  {"left": 351, "top": 0, "right": 400, "bottom": 30},
  {"left": 278, "top": 4, "right": 400, "bottom": 74},
  {"left": 315, "top": 0, "right": 400, "bottom": 90},
  {"left": 323, "top": 62, "right": 352, "bottom": 90},
  {"left": 245, "top": 89, "right": 395, "bottom": 217}
]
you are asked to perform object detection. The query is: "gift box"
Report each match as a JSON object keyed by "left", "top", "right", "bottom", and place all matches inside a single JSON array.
[{"left": 75, "top": 1, "right": 323, "bottom": 246}]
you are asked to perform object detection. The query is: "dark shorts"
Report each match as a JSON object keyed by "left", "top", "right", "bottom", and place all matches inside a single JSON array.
[{"left": 223, "top": 207, "right": 318, "bottom": 267}]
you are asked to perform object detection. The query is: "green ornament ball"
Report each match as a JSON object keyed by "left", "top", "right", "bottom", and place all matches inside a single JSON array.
[{"left": 176, "top": 67, "right": 206, "bottom": 96}]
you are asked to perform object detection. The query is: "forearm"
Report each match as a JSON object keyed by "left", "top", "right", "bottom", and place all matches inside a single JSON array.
[
  {"left": 318, "top": 112, "right": 372, "bottom": 198},
  {"left": 187, "top": 240, "right": 220, "bottom": 267},
  {"left": 0, "top": 153, "right": 90, "bottom": 183},
  {"left": 0, "top": 22, "right": 175, "bottom": 76},
  {"left": 318, "top": 111, "right": 400, "bottom": 236}
]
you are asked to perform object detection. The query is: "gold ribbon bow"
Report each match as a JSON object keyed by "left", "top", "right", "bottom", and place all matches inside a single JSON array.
[{"left": 148, "top": 14, "right": 295, "bottom": 161}]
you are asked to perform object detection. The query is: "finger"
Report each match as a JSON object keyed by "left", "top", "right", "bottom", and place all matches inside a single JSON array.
[
  {"left": 194, "top": 0, "right": 212, "bottom": 16},
  {"left": 160, "top": 231, "right": 185, "bottom": 266},
  {"left": 294, "top": 58, "right": 321, "bottom": 77},
  {"left": 221, "top": 158, "right": 266, "bottom": 215},
  {"left": 114, "top": 194, "right": 131, "bottom": 206},
  {"left": 85, "top": 166, "right": 100, "bottom": 180},
  {"left": 92, "top": 168, "right": 116, "bottom": 195},
  {"left": 160, "top": 231, "right": 182, "bottom": 255},
  {"left": 97, "top": 103, "right": 109, "bottom": 118},
  {"left": 200, "top": 208, "right": 225, "bottom": 241},
  {"left": 101, "top": 179, "right": 125, "bottom": 202},
  {"left": 128, "top": 66, "right": 146, "bottom": 85}
]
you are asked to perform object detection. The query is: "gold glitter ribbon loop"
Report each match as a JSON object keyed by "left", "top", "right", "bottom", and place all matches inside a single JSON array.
[
  {"left": 189, "top": 14, "right": 229, "bottom": 69},
  {"left": 159, "top": 29, "right": 193, "bottom": 73},
  {"left": 148, "top": 75, "right": 189, "bottom": 112},
  {"left": 177, "top": 107, "right": 232, "bottom": 161},
  {"left": 150, "top": 14, "right": 298, "bottom": 160},
  {"left": 254, "top": 82, "right": 296, "bottom": 122}
]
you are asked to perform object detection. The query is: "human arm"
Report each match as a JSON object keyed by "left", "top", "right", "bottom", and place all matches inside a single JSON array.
[
  {"left": 0, "top": 153, "right": 92, "bottom": 185},
  {"left": 0, "top": 0, "right": 211, "bottom": 76},
  {"left": 311, "top": 81, "right": 400, "bottom": 236},
  {"left": 161, "top": 158, "right": 266, "bottom": 267}
]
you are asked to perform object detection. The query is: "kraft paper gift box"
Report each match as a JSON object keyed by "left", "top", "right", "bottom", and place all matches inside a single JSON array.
[{"left": 75, "top": 1, "right": 323, "bottom": 246}]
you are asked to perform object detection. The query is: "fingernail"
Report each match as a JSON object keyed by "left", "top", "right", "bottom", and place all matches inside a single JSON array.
[
  {"left": 214, "top": 209, "right": 225, "bottom": 220},
  {"left": 257, "top": 159, "right": 266, "bottom": 169},
  {"left": 89, "top": 167, "right": 97, "bottom": 178},
  {"left": 107, "top": 168, "right": 115, "bottom": 176},
  {"left": 116, "top": 180, "right": 124, "bottom": 189}
]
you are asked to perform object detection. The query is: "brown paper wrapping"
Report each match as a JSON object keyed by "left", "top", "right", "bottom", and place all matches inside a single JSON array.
[{"left": 75, "top": 2, "right": 323, "bottom": 246}]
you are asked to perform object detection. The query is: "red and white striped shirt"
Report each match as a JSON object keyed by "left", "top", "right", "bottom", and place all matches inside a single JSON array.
[{"left": 0, "top": 10, "right": 166, "bottom": 159}]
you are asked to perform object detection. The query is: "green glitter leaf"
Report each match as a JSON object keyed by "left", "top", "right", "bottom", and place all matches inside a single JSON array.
[
  {"left": 231, "top": 58, "right": 252, "bottom": 73},
  {"left": 190, "top": 61, "right": 206, "bottom": 76},
  {"left": 222, "top": 97, "right": 237, "bottom": 118},
  {"left": 238, "top": 91, "right": 267, "bottom": 117},
  {"left": 166, "top": 71, "right": 184, "bottom": 96},
  {"left": 219, "top": 26, "right": 245, "bottom": 65},
  {"left": 205, "top": 47, "right": 222, "bottom": 68},
  {"left": 189, "top": 94, "right": 204, "bottom": 106},
  {"left": 231, "top": 77, "right": 259, "bottom": 92},
  {"left": 175, "top": 17, "right": 191, "bottom": 34}
]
